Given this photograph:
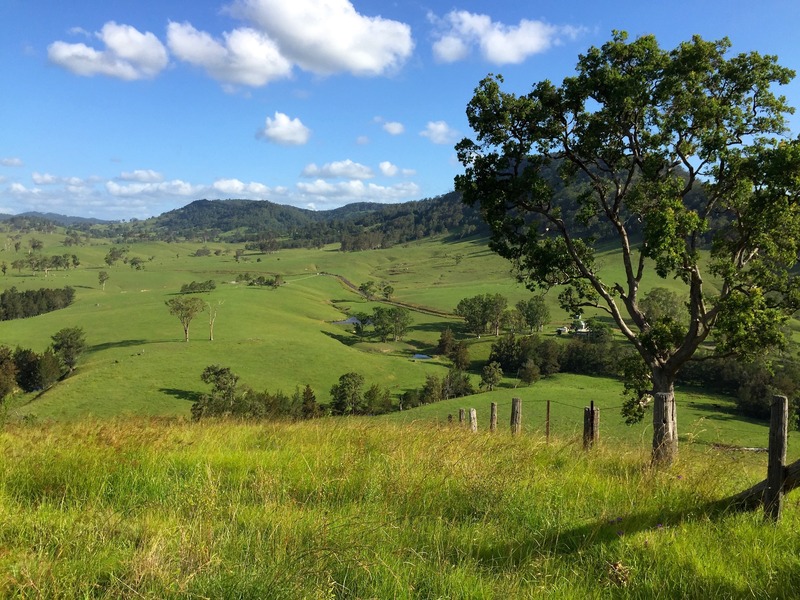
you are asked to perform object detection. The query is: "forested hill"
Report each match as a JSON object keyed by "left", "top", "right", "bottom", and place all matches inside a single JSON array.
[{"left": 111, "top": 191, "right": 490, "bottom": 248}]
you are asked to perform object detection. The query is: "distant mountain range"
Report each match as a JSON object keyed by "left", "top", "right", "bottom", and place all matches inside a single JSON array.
[{"left": 0, "top": 211, "right": 111, "bottom": 226}]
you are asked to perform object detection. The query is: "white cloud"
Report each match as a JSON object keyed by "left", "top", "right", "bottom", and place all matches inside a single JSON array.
[
  {"left": 48, "top": 21, "right": 168, "bottom": 80},
  {"left": 420, "top": 120, "right": 459, "bottom": 145},
  {"left": 356, "top": 135, "right": 370, "bottom": 145},
  {"left": 1, "top": 157, "right": 23, "bottom": 167},
  {"left": 379, "top": 161, "right": 398, "bottom": 177},
  {"left": 230, "top": 0, "right": 413, "bottom": 76},
  {"left": 297, "top": 178, "right": 420, "bottom": 203},
  {"left": 167, "top": 22, "right": 292, "bottom": 87},
  {"left": 257, "top": 111, "right": 311, "bottom": 145},
  {"left": 32, "top": 172, "right": 58, "bottom": 185},
  {"left": 212, "top": 178, "right": 270, "bottom": 196},
  {"left": 431, "top": 10, "right": 585, "bottom": 65},
  {"left": 383, "top": 121, "right": 405, "bottom": 135},
  {"left": 106, "top": 179, "right": 201, "bottom": 197},
  {"left": 119, "top": 169, "right": 164, "bottom": 183},
  {"left": 302, "top": 159, "right": 373, "bottom": 180}
]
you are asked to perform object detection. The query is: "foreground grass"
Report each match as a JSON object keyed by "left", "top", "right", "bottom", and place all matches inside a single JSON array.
[{"left": 1, "top": 418, "right": 798, "bottom": 598}]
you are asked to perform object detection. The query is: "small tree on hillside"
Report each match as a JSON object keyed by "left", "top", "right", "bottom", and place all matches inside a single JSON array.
[
  {"left": 480, "top": 361, "right": 503, "bottom": 391},
  {"left": 329, "top": 372, "right": 365, "bottom": 415},
  {"left": 166, "top": 296, "right": 206, "bottom": 342},
  {"left": 51, "top": 327, "right": 86, "bottom": 374},
  {"left": 98, "top": 271, "right": 109, "bottom": 291}
]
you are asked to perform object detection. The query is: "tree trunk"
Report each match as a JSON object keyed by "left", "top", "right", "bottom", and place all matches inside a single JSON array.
[
  {"left": 652, "top": 369, "right": 678, "bottom": 466},
  {"left": 183, "top": 326, "right": 190, "bottom": 342}
]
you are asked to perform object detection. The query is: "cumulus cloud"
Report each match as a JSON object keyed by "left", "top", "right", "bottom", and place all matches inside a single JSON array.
[
  {"left": 383, "top": 121, "right": 405, "bottom": 135},
  {"left": 257, "top": 111, "right": 311, "bottom": 145},
  {"left": 431, "top": 10, "right": 585, "bottom": 65},
  {"left": 167, "top": 22, "right": 292, "bottom": 86},
  {"left": 1, "top": 157, "right": 23, "bottom": 167},
  {"left": 119, "top": 169, "right": 164, "bottom": 183},
  {"left": 420, "top": 121, "right": 459, "bottom": 145},
  {"left": 212, "top": 178, "right": 270, "bottom": 196},
  {"left": 48, "top": 21, "right": 168, "bottom": 80},
  {"left": 296, "top": 179, "right": 420, "bottom": 203},
  {"left": 106, "top": 179, "right": 201, "bottom": 197},
  {"left": 302, "top": 159, "right": 373, "bottom": 180},
  {"left": 229, "top": 0, "right": 413, "bottom": 76}
]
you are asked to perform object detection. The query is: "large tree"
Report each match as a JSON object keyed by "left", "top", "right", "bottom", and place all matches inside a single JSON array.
[
  {"left": 51, "top": 327, "right": 87, "bottom": 374},
  {"left": 455, "top": 32, "right": 800, "bottom": 465},
  {"left": 166, "top": 296, "right": 206, "bottom": 342}
]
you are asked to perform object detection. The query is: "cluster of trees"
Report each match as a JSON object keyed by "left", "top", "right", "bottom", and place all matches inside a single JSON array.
[
  {"left": 8, "top": 253, "right": 79, "bottom": 276},
  {"left": 455, "top": 294, "right": 550, "bottom": 337},
  {"left": 350, "top": 306, "right": 411, "bottom": 342},
  {"left": 0, "top": 327, "right": 87, "bottom": 399},
  {"left": 328, "top": 372, "right": 394, "bottom": 415},
  {"left": 400, "top": 369, "right": 475, "bottom": 409},
  {"left": 180, "top": 280, "right": 217, "bottom": 294},
  {"left": 191, "top": 365, "right": 321, "bottom": 420},
  {"left": 358, "top": 280, "right": 393, "bottom": 299},
  {"left": 248, "top": 274, "right": 284, "bottom": 288},
  {"left": 0, "top": 286, "right": 75, "bottom": 321}
]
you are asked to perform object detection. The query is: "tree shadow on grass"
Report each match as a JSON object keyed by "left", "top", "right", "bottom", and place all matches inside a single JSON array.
[
  {"left": 321, "top": 330, "right": 358, "bottom": 347},
  {"left": 159, "top": 388, "right": 203, "bottom": 403},
  {"left": 88, "top": 339, "right": 166, "bottom": 352}
]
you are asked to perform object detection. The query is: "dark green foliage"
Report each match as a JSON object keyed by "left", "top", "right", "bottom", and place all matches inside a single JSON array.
[
  {"left": 518, "top": 359, "right": 540, "bottom": 386},
  {"left": 248, "top": 274, "right": 283, "bottom": 288},
  {"left": 436, "top": 327, "right": 455, "bottom": 356},
  {"left": 516, "top": 296, "right": 550, "bottom": 333},
  {"left": 329, "top": 372, "right": 366, "bottom": 416},
  {"left": 104, "top": 246, "right": 128, "bottom": 266},
  {"left": 480, "top": 361, "right": 503, "bottom": 391},
  {"left": 180, "top": 280, "right": 217, "bottom": 294},
  {"left": 455, "top": 294, "right": 508, "bottom": 336},
  {"left": 37, "top": 349, "right": 61, "bottom": 390},
  {"left": 363, "top": 384, "right": 394, "bottom": 415},
  {"left": 449, "top": 341, "right": 470, "bottom": 370},
  {"left": 13, "top": 347, "right": 40, "bottom": 392},
  {"left": 299, "top": 385, "right": 320, "bottom": 419},
  {"left": 0, "top": 346, "right": 17, "bottom": 399},
  {"left": 371, "top": 306, "right": 411, "bottom": 342},
  {"left": 0, "top": 286, "right": 75, "bottom": 321},
  {"left": 456, "top": 31, "right": 800, "bottom": 462},
  {"left": 51, "top": 327, "right": 86, "bottom": 373}
]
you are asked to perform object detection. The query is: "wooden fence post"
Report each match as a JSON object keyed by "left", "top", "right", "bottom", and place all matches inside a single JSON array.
[
  {"left": 583, "top": 401, "right": 599, "bottom": 450},
  {"left": 469, "top": 408, "right": 478, "bottom": 433},
  {"left": 546, "top": 399, "right": 551, "bottom": 444},
  {"left": 459, "top": 408, "right": 465, "bottom": 425},
  {"left": 510, "top": 397, "right": 522, "bottom": 435},
  {"left": 766, "top": 395, "right": 788, "bottom": 522},
  {"left": 490, "top": 402, "right": 497, "bottom": 432}
]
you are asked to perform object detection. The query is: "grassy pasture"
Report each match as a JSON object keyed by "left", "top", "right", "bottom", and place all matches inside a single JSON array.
[
  {"left": 0, "top": 417, "right": 798, "bottom": 598},
  {"left": 0, "top": 230, "right": 788, "bottom": 456}
]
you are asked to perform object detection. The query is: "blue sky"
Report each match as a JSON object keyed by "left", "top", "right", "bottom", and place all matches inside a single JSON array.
[{"left": 1, "top": 0, "right": 800, "bottom": 220}]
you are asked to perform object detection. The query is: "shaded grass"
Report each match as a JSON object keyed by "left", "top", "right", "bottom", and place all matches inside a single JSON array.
[{"left": 1, "top": 418, "right": 799, "bottom": 598}]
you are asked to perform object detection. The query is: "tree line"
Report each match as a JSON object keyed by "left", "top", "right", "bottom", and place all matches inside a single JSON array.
[{"left": 0, "top": 286, "right": 75, "bottom": 321}]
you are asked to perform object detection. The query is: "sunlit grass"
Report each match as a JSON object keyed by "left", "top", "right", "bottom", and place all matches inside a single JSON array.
[{"left": 0, "top": 417, "right": 797, "bottom": 598}]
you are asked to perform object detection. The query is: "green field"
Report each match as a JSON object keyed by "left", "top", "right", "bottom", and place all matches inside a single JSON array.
[
  {"left": 0, "top": 231, "right": 788, "bottom": 454},
  {"left": 0, "top": 417, "right": 797, "bottom": 598}
]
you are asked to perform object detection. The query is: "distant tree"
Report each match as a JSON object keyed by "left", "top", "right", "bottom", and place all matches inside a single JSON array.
[
  {"left": 1, "top": 262, "right": 6, "bottom": 276},
  {"left": 192, "top": 365, "right": 240, "bottom": 420},
  {"left": 13, "top": 347, "right": 40, "bottom": 392},
  {"left": 129, "top": 256, "right": 145, "bottom": 270},
  {"left": 359, "top": 280, "right": 378, "bottom": 299},
  {"left": 480, "top": 361, "right": 503, "bottom": 391},
  {"left": 364, "top": 383, "right": 393, "bottom": 414},
  {"left": 382, "top": 284, "right": 394, "bottom": 299},
  {"left": 207, "top": 300, "right": 223, "bottom": 341},
  {"left": 98, "top": 271, "right": 109, "bottom": 291},
  {"left": 449, "top": 341, "right": 471, "bottom": 370},
  {"left": 351, "top": 311, "right": 371, "bottom": 338},
  {"left": 300, "top": 384, "right": 320, "bottom": 419},
  {"left": 0, "top": 346, "right": 18, "bottom": 399},
  {"left": 516, "top": 296, "right": 550, "bottom": 334},
  {"left": 166, "top": 296, "right": 206, "bottom": 342},
  {"left": 639, "top": 287, "right": 688, "bottom": 325},
  {"left": 51, "top": 327, "right": 86, "bottom": 373},
  {"left": 437, "top": 327, "right": 456, "bottom": 356},
  {"left": 329, "top": 372, "right": 365, "bottom": 415},
  {"left": 37, "top": 349, "right": 61, "bottom": 390},
  {"left": 104, "top": 246, "right": 128, "bottom": 266},
  {"left": 28, "top": 238, "right": 43, "bottom": 253},
  {"left": 518, "top": 359, "right": 541, "bottom": 386},
  {"left": 455, "top": 293, "right": 508, "bottom": 336}
]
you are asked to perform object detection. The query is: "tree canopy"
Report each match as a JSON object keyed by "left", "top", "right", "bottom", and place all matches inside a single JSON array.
[{"left": 455, "top": 31, "right": 800, "bottom": 464}]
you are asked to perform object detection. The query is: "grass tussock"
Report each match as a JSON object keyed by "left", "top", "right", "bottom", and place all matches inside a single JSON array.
[{"left": 0, "top": 417, "right": 798, "bottom": 598}]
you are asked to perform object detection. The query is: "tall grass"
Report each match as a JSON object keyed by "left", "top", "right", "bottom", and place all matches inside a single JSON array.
[{"left": 1, "top": 417, "right": 797, "bottom": 598}]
